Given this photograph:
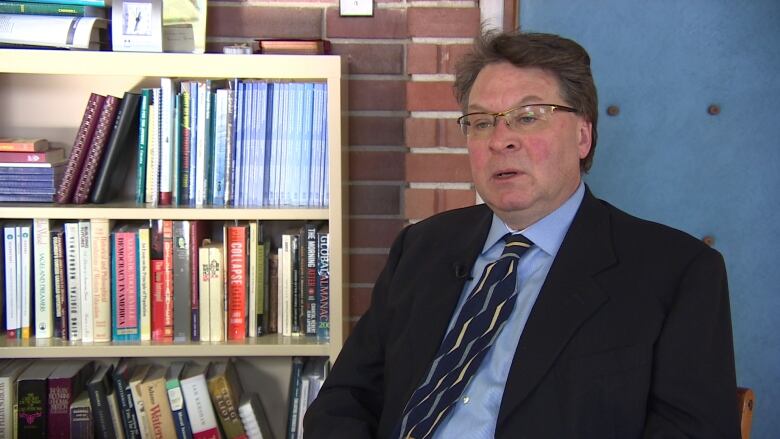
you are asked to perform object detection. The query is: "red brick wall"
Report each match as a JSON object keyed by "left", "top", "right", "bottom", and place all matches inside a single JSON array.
[{"left": 206, "top": 0, "right": 482, "bottom": 325}]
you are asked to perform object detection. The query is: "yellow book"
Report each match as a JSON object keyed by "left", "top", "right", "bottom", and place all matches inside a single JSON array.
[
  {"left": 90, "top": 218, "right": 112, "bottom": 342},
  {"left": 138, "top": 365, "right": 177, "bottom": 439}
]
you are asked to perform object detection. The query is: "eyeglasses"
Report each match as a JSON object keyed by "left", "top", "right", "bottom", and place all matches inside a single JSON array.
[{"left": 457, "top": 104, "right": 578, "bottom": 138}]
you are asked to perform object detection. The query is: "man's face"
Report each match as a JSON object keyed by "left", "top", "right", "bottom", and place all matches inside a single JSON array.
[{"left": 466, "top": 62, "right": 592, "bottom": 229}]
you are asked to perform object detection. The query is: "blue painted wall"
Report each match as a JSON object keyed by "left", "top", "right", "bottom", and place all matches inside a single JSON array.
[{"left": 519, "top": 1, "right": 779, "bottom": 437}]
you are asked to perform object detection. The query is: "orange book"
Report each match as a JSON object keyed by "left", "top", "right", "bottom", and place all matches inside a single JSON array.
[
  {"left": 226, "top": 224, "right": 248, "bottom": 340},
  {"left": 0, "top": 137, "right": 49, "bottom": 152}
]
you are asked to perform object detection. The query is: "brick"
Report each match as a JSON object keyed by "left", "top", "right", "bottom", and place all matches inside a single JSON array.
[
  {"left": 350, "top": 151, "right": 405, "bottom": 181},
  {"left": 407, "top": 44, "right": 473, "bottom": 75},
  {"left": 404, "top": 188, "right": 476, "bottom": 219},
  {"left": 407, "top": 82, "right": 459, "bottom": 111},
  {"left": 350, "top": 80, "right": 406, "bottom": 111},
  {"left": 331, "top": 44, "right": 404, "bottom": 75},
  {"left": 207, "top": 6, "right": 322, "bottom": 38},
  {"left": 405, "top": 118, "right": 465, "bottom": 148},
  {"left": 350, "top": 185, "right": 402, "bottom": 215},
  {"left": 407, "top": 8, "right": 480, "bottom": 38},
  {"left": 349, "top": 287, "right": 374, "bottom": 316},
  {"left": 405, "top": 153, "right": 471, "bottom": 182},
  {"left": 350, "top": 253, "right": 389, "bottom": 283},
  {"left": 350, "top": 218, "right": 405, "bottom": 248},
  {"left": 350, "top": 116, "right": 405, "bottom": 146},
  {"left": 327, "top": 8, "right": 407, "bottom": 39}
]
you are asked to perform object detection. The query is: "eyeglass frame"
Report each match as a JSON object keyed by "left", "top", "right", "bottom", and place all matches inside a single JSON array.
[{"left": 456, "top": 103, "right": 579, "bottom": 137}]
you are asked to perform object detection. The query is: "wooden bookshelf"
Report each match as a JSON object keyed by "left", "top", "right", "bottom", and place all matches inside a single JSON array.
[{"left": 0, "top": 49, "right": 348, "bottom": 438}]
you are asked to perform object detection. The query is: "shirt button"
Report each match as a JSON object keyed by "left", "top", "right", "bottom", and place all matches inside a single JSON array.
[{"left": 463, "top": 396, "right": 470, "bottom": 404}]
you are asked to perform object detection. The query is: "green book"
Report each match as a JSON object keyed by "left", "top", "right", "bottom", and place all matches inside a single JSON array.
[
  {"left": 0, "top": 0, "right": 106, "bottom": 16},
  {"left": 136, "top": 88, "right": 151, "bottom": 204}
]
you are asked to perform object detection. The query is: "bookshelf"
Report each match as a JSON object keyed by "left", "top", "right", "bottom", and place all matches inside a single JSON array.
[{"left": 0, "top": 49, "right": 348, "bottom": 437}]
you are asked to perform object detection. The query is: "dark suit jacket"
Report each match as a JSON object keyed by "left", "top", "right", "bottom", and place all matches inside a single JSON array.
[{"left": 304, "top": 188, "right": 740, "bottom": 439}]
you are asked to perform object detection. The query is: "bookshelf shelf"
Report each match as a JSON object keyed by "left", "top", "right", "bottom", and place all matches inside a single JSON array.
[{"left": 0, "top": 49, "right": 348, "bottom": 437}]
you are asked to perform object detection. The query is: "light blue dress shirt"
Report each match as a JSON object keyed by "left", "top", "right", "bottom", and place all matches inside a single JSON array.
[{"left": 433, "top": 182, "right": 585, "bottom": 438}]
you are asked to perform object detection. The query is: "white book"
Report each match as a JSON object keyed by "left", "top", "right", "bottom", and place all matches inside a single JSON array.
[
  {"left": 90, "top": 218, "right": 111, "bottom": 342},
  {"left": 248, "top": 221, "right": 258, "bottom": 337},
  {"left": 0, "top": 15, "right": 107, "bottom": 50},
  {"left": 281, "top": 237, "right": 292, "bottom": 337},
  {"left": 33, "top": 218, "right": 53, "bottom": 338},
  {"left": 137, "top": 225, "right": 152, "bottom": 341},
  {"left": 159, "top": 77, "right": 178, "bottom": 204},
  {"left": 238, "top": 392, "right": 274, "bottom": 439},
  {"left": 208, "top": 244, "right": 224, "bottom": 342},
  {"left": 77, "top": 220, "right": 93, "bottom": 343},
  {"left": 3, "top": 225, "right": 18, "bottom": 338},
  {"left": 18, "top": 224, "right": 32, "bottom": 339},
  {"left": 145, "top": 88, "right": 161, "bottom": 205},
  {"left": 198, "top": 245, "right": 211, "bottom": 342},
  {"left": 277, "top": 247, "right": 284, "bottom": 336},
  {"left": 180, "top": 362, "right": 221, "bottom": 438},
  {"left": 64, "top": 222, "right": 81, "bottom": 341}
]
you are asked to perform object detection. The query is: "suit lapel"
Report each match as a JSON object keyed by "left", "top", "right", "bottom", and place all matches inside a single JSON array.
[
  {"left": 497, "top": 189, "right": 616, "bottom": 426},
  {"left": 406, "top": 205, "right": 494, "bottom": 396}
]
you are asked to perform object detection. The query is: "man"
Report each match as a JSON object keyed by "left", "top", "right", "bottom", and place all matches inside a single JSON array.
[{"left": 304, "top": 30, "right": 739, "bottom": 438}]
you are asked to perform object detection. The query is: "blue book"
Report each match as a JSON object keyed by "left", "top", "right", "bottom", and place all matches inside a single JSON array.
[
  {"left": 244, "top": 80, "right": 258, "bottom": 207},
  {"left": 316, "top": 231, "right": 330, "bottom": 339},
  {"left": 111, "top": 226, "right": 140, "bottom": 341},
  {"left": 262, "top": 82, "right": 275, "bottom": 207},
  {"left": 233, "top": 80, "right": 246, "bottom": 207},
  {"left": 310, "top": 83, "right": 327, "bottom": 207},
  {"left": 298, "top": 83, "right": 315, "bottom": 207},
  {"left": 251, "top": 81, "right": 269, "bottom": 207},
  {"left": 165, "top": 361, "right": 193, "bottom": 439},
  {"left": 211, "top": 88, "right": 229, "bottom": 206}
]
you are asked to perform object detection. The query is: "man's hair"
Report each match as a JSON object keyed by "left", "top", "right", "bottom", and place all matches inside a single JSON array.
[{"left": 454, "top": 30, "right": 599, "bottom": 172}]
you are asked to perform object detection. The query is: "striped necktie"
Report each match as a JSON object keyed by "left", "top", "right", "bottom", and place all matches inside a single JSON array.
[{"left": 393, "top": 233, "right": 534, "bottom": 439}]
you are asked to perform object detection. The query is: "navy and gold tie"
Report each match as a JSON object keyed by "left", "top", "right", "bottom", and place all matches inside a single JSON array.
[{"left": 393, "top": 233, "right": 534, "bottom": 439}]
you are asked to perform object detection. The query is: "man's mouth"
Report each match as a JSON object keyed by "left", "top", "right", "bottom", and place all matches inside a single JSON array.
[{"left": 494, "top": 170, "right": 519, "bottom": 179}]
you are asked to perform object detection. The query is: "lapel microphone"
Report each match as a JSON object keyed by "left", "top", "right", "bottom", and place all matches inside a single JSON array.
[{"left": 453, "top": 262, "right": 472, "bottom": 280}]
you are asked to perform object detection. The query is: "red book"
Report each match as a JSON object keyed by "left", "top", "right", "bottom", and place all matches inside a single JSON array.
[
  {"left": 54, "top": 93, "right": 105, "bottom": 204},
  {"left": 163, "top": 219, "right": 174, "bottom": 341},
  {"left": 0, "top": 137, "right": 49, "bottom": 152},
  {"left": 151, "top": 258, "right": 166, "bottom": 341},
  {"left": 226, "top": 225, "right": 248, "bottom": 340},
  {"left": 0, "top": 148, "right": 65, "bottom": 163},
  {"left": 72, "top": 95, "right": 122, "bottom": 204}
]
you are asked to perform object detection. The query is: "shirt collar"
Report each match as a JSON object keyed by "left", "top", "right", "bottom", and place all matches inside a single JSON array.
[{"left": 483, "top": 181, "right": 585, "bottom": 257}]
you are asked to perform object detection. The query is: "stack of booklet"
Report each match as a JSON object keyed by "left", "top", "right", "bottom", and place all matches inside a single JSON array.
[{"left": 0, "top": 0, "right": 108, "bottom": 50}]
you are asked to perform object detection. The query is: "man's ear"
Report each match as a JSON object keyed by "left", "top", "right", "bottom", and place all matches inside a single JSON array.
[{"left": 577, "top": 120, "right": 593, "bottom": 159}]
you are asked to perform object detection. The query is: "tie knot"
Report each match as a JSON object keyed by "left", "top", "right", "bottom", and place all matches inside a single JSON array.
[{"left": 502, "top": 233, "right": 533, "bottom": 258}]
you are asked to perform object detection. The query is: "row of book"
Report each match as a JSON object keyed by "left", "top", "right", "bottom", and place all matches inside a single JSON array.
[
  {"left": 0, "top": 356, "right": 327, "bottom": 439},
  {"left": 133, "top": 78, "right": 329, "bottom": 208},
  {"left": 2, "top": 219, "right": 330, "bottom": 342}
]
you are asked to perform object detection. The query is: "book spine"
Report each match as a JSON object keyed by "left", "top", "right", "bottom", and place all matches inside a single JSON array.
[
  {"left": 227, "top": 226, "right": 247, "bottom": 340},
  {"left": 150, "top": 259, "right": 165, "bottom": 341},
  {"left": 305, "top": 224, "right": 318, "bottom": 336},
  {"left": 137, "top": 227, "right": 152, "bottom": 341},
  {"left": 33, "top": 218, "right": 53, "bottom": 338},
  {"left": 162, "top": 220, "right": 174, "bottom": 341},
  {"left": 316, "top": 232, "right": 330, "bottom": 339},
  {"left": 180, "top": 373, "right": 220, "bottom": 439},
  {"left": 55, "top": 93, "right": 105, "bottom": 204},
  {"left": 256, "top": 242, "right": 267, "bottom": 336},
  {"left": 145, "top": 88, "right": 161, "bottom": 205},
  {"left": 141, "top": 377, "right": 177, "bottom": 439},
  {"left": 69, "top": 397, "right": 93, "bottom": 439},
  {"left": 207, "top": 375, "right": 246, "bottom": 439},
  {"left": 47, "top": 377, "right": 73, "bottom": 439},
  {"left": 19, "top": 225, "right": 32, "bottom": 339},
  {"left": 112, "top": 231, "right": 139, "bottom": 341},
  {"left": 247, "top": 223, "right": 258, "bottom": 338},
  {"left": 179, "top": 86, "right": 191, "bottom": 205},
  {"left": 159, "top": 78, "right": 175, "bottom": 206},
  {"left": 286, "top": 357, "right": 304, "bottom": 439},
  {"left": 91, "top": 92, "right": 141, "bottom": 204},
  {"left": 64, "top": 222, "right": 81, "bottom": 341},
  {"left": 0, "top": 1, "right": 101, "bottom": 16},
  {"left": 78, "top": 221, "right": 94, "bottom": 343},
  {"left": 91, "top": 219, "right": 111, "bottom": 342},
  {"left": 3, "top": 226, "right": 18, "bottom": 338},
  {"left": 15, "top": 0, "right": 106, "bottom": 7},
  {"left": 198, "top": 246, "right": 211, "bottom": 342},
  {"left": 207, "top": 246, "right": 224, "bottom": 342},
  {"left": 189, "top": 221, "right": 207, "bottom": 341},
  {"left": 136, "top": 89, "right": 151, "bottom": 203},
  {"left": 17, "top": 376, "right": 48, "bottom": 438},
  {"left": 165, "top": 378, "right": 192, "bottom": 439},
  {"left": 281, "top": 235, "right": 292, "bottom": 337},
  {"left": 72, "top": 94, "right": 121, "bottom": 204},
  {"left": 172, "top": 221, "right": 191, "bottom": 342},
  {"left": 51, "top": 228, "right": 68, "bottom": 339},
  {"left": 112, "top": 368, "right": 141, "bottom": 439},
  {"left": 0, "top": 148, "right": 64, "bottom": 163},
  {"left": 87, "top": 369, "right": 117, "bottom": 439}
]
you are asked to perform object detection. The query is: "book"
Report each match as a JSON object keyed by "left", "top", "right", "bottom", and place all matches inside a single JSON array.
[
  {"left": 55, "top": 93, "right": 105, "bottom": 204},
  {"left": 172, "top": 220, "right": 191, "bottom": 341},
  {"left": 165, "top": 361, "right": 193, "bottom": 439},
  {"left": 91, "top": 218, "right": 112, "bottom": 342},
  {"left": 0, "top": 147, "right": 64, "bottom": 163},
  {"left": 17, "top": 360, "right": 59, "bottom": 438},
  {"left": 47, "top": 360, "right": 95, "bottom": 439},
  {"left": 198, "top": 244, "right": 211, "bottom": 342},
  {"left": 189, "top": 220, "right": 208, "bottom": 341},
  {"left": 162, "top": 219, "right": 174, "bottom": 341},
  {"left": 159, "top": 78, "right": 178, "bottom": 205},
  {"left": 4, "top": 224, "right": 19, "bottom": 339},
  {"left": 0, "top": 137, "right": 48, "bottom": 152},
  {"left": 136, "top": 89, "right": 151, "bottom": 203},
  {"left": 14, "top": 0, "right": 106, "bottom": 6},
  {"left": 226, "top": 224, "right": 248, "bottom": 340},
  {"left": 18, "top": 223, "right": 33, "bottom": 339},
  {"left": 111, "top": 359, "right": 142, "bottom": 439},
  {"left": 316, "top": 232, "right": 330, "bottom": 339},
  {"left": 285, "top": 357, "right": 304, "bottom": 439},
  {"left": 91, "top": 91, "right": 142, "bottom": 204},
  {"left": 256, "top": 39, "right": 331, "bottom": 55},
  {"left": 0, "top": 1, "right": 106, "bottom": 17},
  {"left": 64, "top": 222, "right": 81, "bottom": 341},
  {"left": 206, "top": 359, "right": 246, "bottom": 439},
  {"left": 137, "top": 225, "right": 152, "bottom": 341},
  {"left": 0, "top": 14, "right": 108, "bottom": 50},
  {"left": 180, "top": 362, "right": 220, "bottom": 439},
  {"left": 33, "top": 218, "right": 53, "bottom": 339},
  {"left": 0, "top": 359, "right": 32, "bottom": 439},
  {"left": 128, "top": 363, "right": 152, "bottom": 438},
  {"left": 51, "top": 225, "right": 68, "bottom": 339},
  {"left": 69, "top": 390, "right": 93, "bottom": 439},
  {"left": 237, "top": 393, "right": 274, "bottom": 439},
  {"left": 78, "top": 220, "right": 93, "bottom": 343},
  {"left": 111, "top": 225, "right": 140, "bottom": 341},
  {"left": 87, "top": 363, "right": 117, "bottom": 439},
  {"left": 138, "top": 365, "right": 177, "bottom": 439},
  {"left": 73, "top": 94, "right": 122, "bottom": 204}
]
